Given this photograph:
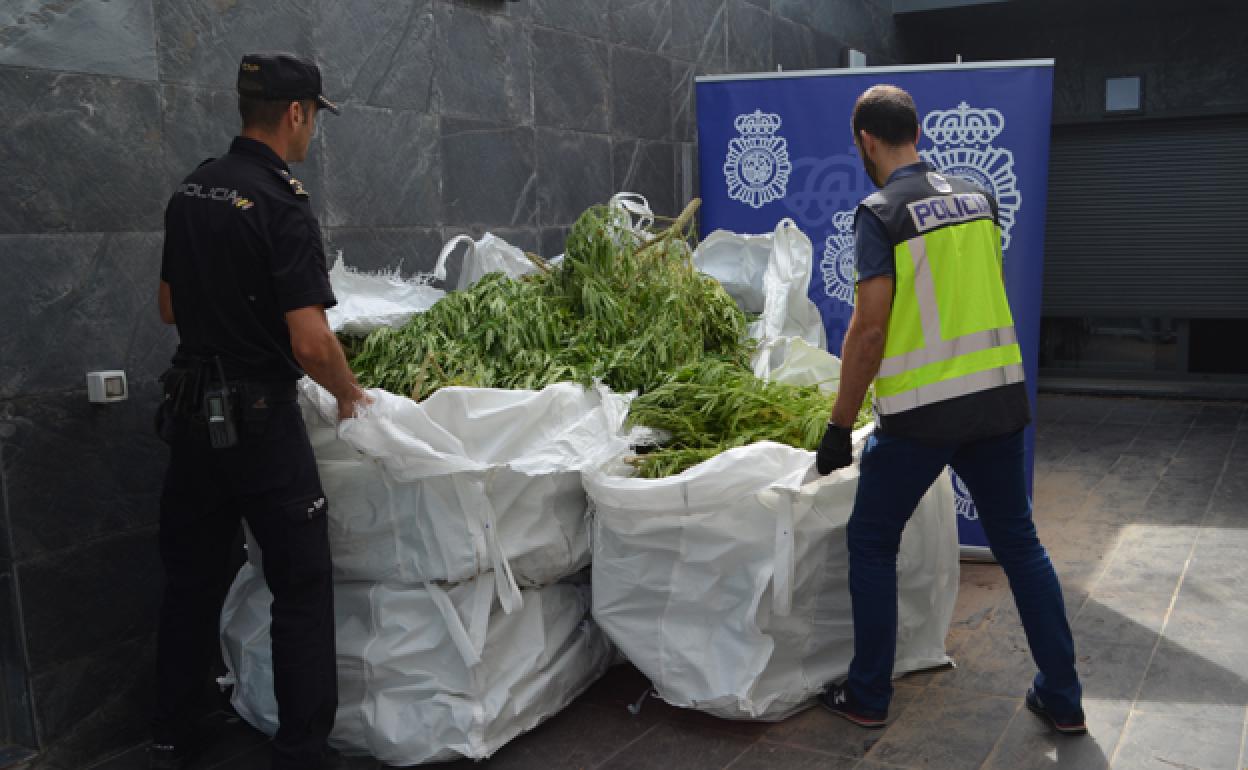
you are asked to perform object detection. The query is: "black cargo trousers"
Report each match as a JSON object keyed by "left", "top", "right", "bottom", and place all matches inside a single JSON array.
[{"left": 152, "top": 386, "right": 337, "bottom": 770}]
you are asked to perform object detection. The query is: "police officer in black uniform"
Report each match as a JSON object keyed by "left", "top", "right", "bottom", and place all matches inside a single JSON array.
[{"left": 151, "top": 52, "right": 367, "bottom": 770}]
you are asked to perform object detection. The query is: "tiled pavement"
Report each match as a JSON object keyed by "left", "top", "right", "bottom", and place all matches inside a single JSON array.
[{"left": 93, "top": 394, "right": 1248, "bottom": 770}]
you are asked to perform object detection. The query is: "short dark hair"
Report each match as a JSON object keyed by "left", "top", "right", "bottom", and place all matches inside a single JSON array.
[
  {"left": 852, "top": 85, "right": 919, "bottom": 146},
  {"left": 238, "top": 95, "right": 315, "bottom": 130}
]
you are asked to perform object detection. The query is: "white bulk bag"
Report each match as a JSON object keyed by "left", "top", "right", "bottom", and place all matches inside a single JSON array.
[
  {"left": 433, "top": 232, "right": 536, "bottom": 291},
  {"left": 220, "top": 564, "right": 613, "bottom": 765},
  {"left": 325, "top": 256, "right": 445, "bottom": 335},
  {"left": 693, "top": 219, "right": 826, "bottom": 351},
  {"left": 587, "top": 434, "right": 959, "bottom": 721},
  {"left": 262, "top": 380, "right": 633, "bottom": 604},
  {"left": 692, "top": 229, "right": 771, "bottom": 312}
]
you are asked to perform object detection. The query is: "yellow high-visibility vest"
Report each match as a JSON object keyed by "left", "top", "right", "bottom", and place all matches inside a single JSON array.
[{"left": 860, "top": 170, "right": 1024, "bottom": 419}]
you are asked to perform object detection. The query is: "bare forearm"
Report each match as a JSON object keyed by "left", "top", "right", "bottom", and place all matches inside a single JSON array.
[
  {"left": 295, "top": 331, "right": 363, "bottom": 404},
  {"left": 830, "top": 324, "right": 884, "bottom": 428},
  {"left": 158, "top": 280, "right": 176, "bottom": 325}
]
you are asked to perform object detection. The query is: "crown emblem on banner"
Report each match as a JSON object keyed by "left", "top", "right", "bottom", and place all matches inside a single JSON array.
[
  {"left": 733, "top": 109, "right": 783, "bottom": 137},
  {"left": 831, "top": 210, "right": 854, "bottom": 234},
  {"left": 920, "top": 101, "right": 1021, "bottom": 251},
  {"left": 821, "top": 209, "right": 858, "bottom": 308},
  {"left": 952, "top": 473, "right": 978, "bottom": 521},
  {"left": 922, "top": 102, "right": 1006, "bottom": 146},
  {"left": 724, "top": 109, "right": 792, "bottom": 209}
]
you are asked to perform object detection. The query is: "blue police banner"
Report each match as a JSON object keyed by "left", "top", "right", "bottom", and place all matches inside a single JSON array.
[{"left": 696, "top": 61, "right": 1054, "bottom": 556}]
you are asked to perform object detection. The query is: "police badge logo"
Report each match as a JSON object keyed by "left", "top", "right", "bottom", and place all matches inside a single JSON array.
[
  {"left": 919, "top": 102, "right": 1022, "bottom": 251},
  {"left": 821, "top": 211, "right": 857, "bottom": 308},
  {"left": 952, "top": 472, "right": 978, "bottom": 521},
  {"left": 723, "top": 110, "right": 792, "bottom": 209}
]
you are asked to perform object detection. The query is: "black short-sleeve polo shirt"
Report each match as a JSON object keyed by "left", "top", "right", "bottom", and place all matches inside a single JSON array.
[{"left": 160, "top": 137, "right": 337, "bottom": 382}]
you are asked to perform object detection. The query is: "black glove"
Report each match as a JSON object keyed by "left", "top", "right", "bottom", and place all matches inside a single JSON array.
[{"left": 816, "top": 422, "right": 853, "bottom": 474}]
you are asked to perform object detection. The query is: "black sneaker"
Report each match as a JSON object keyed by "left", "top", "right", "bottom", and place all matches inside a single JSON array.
[
  {"left": 817, "top": 683, "right": 888, "bottom": 728},
  {"left": 1025, "top": 688, "right": 1087, "bottom": 735}
]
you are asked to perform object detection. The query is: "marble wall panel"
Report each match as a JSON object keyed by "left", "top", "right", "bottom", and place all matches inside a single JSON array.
[
  {"left": 610, "top": 47, "right": 672, "bottom": 140},
  {"left": 29, "top": 635, "right": 154, "bottom": 755},
  {"left": 536, "top": 129, "right": 613, "bottom": 227},
  {"left": 440, "top": 118, "right": 537, "bottom": 228},
  {"left": 540, "top": 225, "right": 571, "bottom": 258},
  {"left": 671, "top": 61, "right": 697, "bottom": 143},
  {"left": 530, "top": 0, "right": 609, "bottom": 39},
  {"left": 725, "top": 0, "right": 774, "bottom": 74},
  {"left": 669, "top": 0, "right": 726, "bottom": 67},
  {"left": 0, "top": 68, "right": 163, "bottom": 233},
  {"left": 2, "top": 381, "right": 167, "bottom": 562},
  {"left": 0, "top": 0, "right": 159, "bottom": 81},
  {"left": 772, "top": 13, "right": 818, "bottom": 72},
  {"left": 154, "top": 0, "right": 315, "bottom": 88},
  {"left": 315, "top": 0, "right": 435, "bottom": 112},
  {"left": 0, "top": 233, "right": 172, "bottom": 403},
  {"left": 773, "top": 0, "right": 899, "bottom": 63},
  {"left": 445, "top": 0, "right": 531, "bottom": 22},
  {"left": 434, "top": 3, "right": 532, "bottom": 124},
  {"left": 772, "top": 0, "right": 818, "bottom": 30},
  {"left": 613, "top": 138, "right": 677, "bottom": 218},
  {"left": 608, "top": 0, "right": 672, "bottom": 53},
  {"left": 0, "top": 565, "right": 36, "bottom": 749},
  {"left": 321, "top": 107, "right": 440, "bottom": 227},
  {"left": 814, "top": 30, "right": 853, "bottom": 69},
  {"left": 158, "top": 86, "right": 240, "bottom": 194},
  {"left": 18, "top": 527, "right": 161, "bottom": 672},
  {"left": 676, "top": 142, "right": 699, "bottom": 212},
  {"left": 533, "top": 28, "right": 609, "bottom": 133}
]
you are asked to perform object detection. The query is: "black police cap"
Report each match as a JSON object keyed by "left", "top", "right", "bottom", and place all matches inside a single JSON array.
[{"left": 237, "top": 52, "right": 339, "bottom": 115}]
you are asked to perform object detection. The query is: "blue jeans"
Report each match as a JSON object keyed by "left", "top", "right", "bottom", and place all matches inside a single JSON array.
[{"left": 845, "top": 428, "right": 1083, "bottom": 718}]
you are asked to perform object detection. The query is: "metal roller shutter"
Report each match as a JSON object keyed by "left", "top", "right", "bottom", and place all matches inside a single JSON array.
[{"left": 1043, "top": 116, "right": 1248, "bottom": 318}]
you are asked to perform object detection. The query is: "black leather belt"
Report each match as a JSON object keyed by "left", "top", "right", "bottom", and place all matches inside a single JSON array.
[{"left": 228, "top": 380, "right": 298, "bottom": 404}]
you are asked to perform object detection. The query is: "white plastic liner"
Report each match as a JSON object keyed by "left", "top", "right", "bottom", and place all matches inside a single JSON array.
[
  {"left": 221, "top": 564, "right": 613, "bottom": 765},
  {"left": 587, "top": 434, "right": 960, "bottom": 721},
  {"left": 270, "top": 380, "right": 633, "bottom": 601},
  {"left": 325, "top": 256, "right": 445, "bottom": 335}
]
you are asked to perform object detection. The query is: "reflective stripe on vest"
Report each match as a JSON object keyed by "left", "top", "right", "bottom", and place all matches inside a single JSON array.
[{"left": 875, "top": 220, "right": 1022, "bottom": 415}]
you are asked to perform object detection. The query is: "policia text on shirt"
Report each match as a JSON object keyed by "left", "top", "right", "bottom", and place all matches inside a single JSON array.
[{"left": 150, "top": 52, "right": 369, "bottom": 770}]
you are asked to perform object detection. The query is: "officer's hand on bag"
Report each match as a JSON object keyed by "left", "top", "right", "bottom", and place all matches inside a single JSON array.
[
  {"left": 816, "top": 422, "right": 853, "bottom": 474},
  {"left": 338, "top": 388, "right": 374, "bottom": 421}
]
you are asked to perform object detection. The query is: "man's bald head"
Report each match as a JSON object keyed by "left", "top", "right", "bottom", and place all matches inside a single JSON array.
[{"left": 852, "top": 85, "right": 919, "bottom": 147}]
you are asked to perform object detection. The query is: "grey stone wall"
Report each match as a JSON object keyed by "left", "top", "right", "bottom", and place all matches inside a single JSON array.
[
  {"left": 0, "top": 0, "right": 899, "bottom": 765},
  {"left": 898, "top": 1, "right": 1248, "bottom": 124}
]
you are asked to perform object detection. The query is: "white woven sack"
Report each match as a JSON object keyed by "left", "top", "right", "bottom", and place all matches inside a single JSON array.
[
  {"left": 244, "top": 380, "right": 632, "bottom": 610},
  {"left": 587, "top": 433, "right": 959, "bottom": 721},
  {"left": 220, "top": 565, "right": 613, "bottom": 764}
]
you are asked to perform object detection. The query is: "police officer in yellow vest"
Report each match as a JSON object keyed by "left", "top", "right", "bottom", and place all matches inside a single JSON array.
[{"left": 815, "top": 85, "right": 1086, "bottom": 735}]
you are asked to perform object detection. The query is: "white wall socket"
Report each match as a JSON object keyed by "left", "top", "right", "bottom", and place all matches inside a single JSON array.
[{"left": 87, "top": 370, "right": 128, "bottom": 403}]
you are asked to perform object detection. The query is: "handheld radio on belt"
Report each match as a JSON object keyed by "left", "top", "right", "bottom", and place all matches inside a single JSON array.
[{"left": 203, "top": 356, "right": 239, "bottom": 449}]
